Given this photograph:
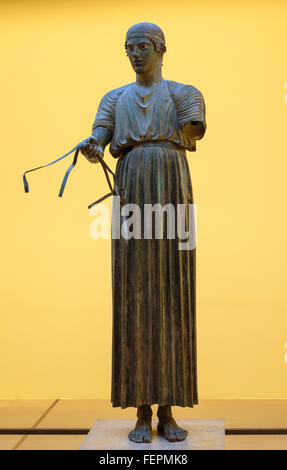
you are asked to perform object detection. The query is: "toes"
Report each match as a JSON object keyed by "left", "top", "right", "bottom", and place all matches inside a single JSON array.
[
  {"left": 158, "top": 423, "right": 188, "bottom": 442},
  {"left": 128, "top": 430, "right": 141, "bottom": 442},
  {"left": 129, "top": 433, "right": 142, "bottom": 443},
  {"left": 142, "top": 428, "right": 152, "bottom": 443},
  {"left": 175, "top": 428, "right": 188, "bottom": 441},
  {"left": 128, "top": 427, "right": 151, "bottom": 443}
]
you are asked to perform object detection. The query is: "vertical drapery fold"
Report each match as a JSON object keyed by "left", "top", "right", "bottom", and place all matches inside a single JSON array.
[{"left": 111, "top": 145, "right": 198, "bottom": 408}]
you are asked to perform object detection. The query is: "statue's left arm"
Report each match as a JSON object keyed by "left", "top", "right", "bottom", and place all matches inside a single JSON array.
[
  {"left": 167, "top": 81, "right": 206, "bottom": 146},
  {"left": 181, "top": 120, "right": 205, "bottom": 140}
]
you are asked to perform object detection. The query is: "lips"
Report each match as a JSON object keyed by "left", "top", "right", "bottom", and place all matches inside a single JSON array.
[{"left": 134, "top": 61, "right": 143, "bottom": 66}]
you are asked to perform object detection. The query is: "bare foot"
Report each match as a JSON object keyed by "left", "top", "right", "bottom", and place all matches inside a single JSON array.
[
  {"left": 128, "top": 419, "right": 152, "bottom": 443},
  {"left": 157, "top": 405, "right": 188, "bottom": 442},
  {"left": 128, "top": 405, "right": 152, "bottom": 443},
  {"left": 157, "top": 416, "right": 188, "bottom": 442}
]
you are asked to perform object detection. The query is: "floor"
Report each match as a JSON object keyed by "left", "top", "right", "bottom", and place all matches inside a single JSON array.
[{"left": 0, "top": 399, "right": 286, "bottom": 450}]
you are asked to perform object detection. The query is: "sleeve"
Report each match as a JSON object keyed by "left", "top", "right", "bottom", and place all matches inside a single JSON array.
[
  {"left": 92, "top": 89, "right": 120, "bottom": 132},
  {"left": 168, "top": 81, "right": 206, "bottom": 136}
]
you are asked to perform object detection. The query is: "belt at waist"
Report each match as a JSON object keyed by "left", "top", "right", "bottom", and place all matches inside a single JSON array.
[{"left": 121, "top": 140, "right": 186, "bottom": 157}]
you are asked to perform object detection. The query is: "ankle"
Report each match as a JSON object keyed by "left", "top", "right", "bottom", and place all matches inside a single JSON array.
[
  {"left": 157, "top": 405, "right": 173, "bottom": 420},
  {"left": 137, "top": 404, "right": 152, "bottom": 420}
]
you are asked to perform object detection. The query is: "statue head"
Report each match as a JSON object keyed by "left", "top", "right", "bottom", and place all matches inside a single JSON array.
[{"left": 125, "top": 22, "right": 166, "bottom": 74}]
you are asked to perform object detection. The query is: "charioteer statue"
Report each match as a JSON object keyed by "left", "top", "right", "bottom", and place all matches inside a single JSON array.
[{"left": 81, "top": 22, "right": 206, "bottom": 443}]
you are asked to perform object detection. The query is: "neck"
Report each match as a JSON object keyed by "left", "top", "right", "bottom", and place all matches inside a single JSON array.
[{"left": 136, "top": 67, "right": 163, "bottom": 87}]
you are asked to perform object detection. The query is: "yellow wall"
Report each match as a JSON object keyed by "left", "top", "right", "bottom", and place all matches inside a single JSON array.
[{"left": 1, "top": 0, "right": 287, "bottom": 399}]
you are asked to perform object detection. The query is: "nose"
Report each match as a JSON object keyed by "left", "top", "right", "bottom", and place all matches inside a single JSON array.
[{"left": 132, "top": 45, "right": 140, "bottom": 59}]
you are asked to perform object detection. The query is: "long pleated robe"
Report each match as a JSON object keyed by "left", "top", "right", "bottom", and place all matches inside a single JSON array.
[{"left": 93, "top": 79, "right": 206, "bottom": 408}]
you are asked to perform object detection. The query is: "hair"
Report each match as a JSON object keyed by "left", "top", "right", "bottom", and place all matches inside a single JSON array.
[{"left": 125, "top": 22, "right": 166, "bottom": 57}]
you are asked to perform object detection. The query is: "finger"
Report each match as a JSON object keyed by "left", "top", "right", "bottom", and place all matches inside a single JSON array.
[
  {"left": 89, "top": 156, "right": 99, "bottom": 163},
  {"left": 87, "top": 145, "right": 95, "bottom": 156},
  {"left": 81, "top": 144, "right": 89, "bottom": 155},
  {"left": 91, "top": 145, "right": 99, "bottom": 157},
  {"left": 96, "top": 145, "right": 104, "bottom": 158},
  {"left": 88, "top": 148, "right": 99, "bottom": 159}
]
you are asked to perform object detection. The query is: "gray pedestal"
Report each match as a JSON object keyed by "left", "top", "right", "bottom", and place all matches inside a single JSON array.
[{"left": 79, "top": 419, "right": 225, "bottom": 450}]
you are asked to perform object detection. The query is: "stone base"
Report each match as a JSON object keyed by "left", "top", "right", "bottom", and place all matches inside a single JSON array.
[{"left": 79, "top": 419, "right": 225, "bottom": 450}]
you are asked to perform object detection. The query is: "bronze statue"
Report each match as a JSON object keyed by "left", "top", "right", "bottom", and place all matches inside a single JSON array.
[{"left": 81, "top": 22, "right": 206, "bottom": 444}]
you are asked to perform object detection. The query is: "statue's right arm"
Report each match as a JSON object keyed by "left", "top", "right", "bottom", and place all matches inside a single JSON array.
[
  {"left": 81, "top": 126, "right": 113, "bottom": 164},
  {"left": 82, "top": 87, "right": 126, "bottom": 162}
]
